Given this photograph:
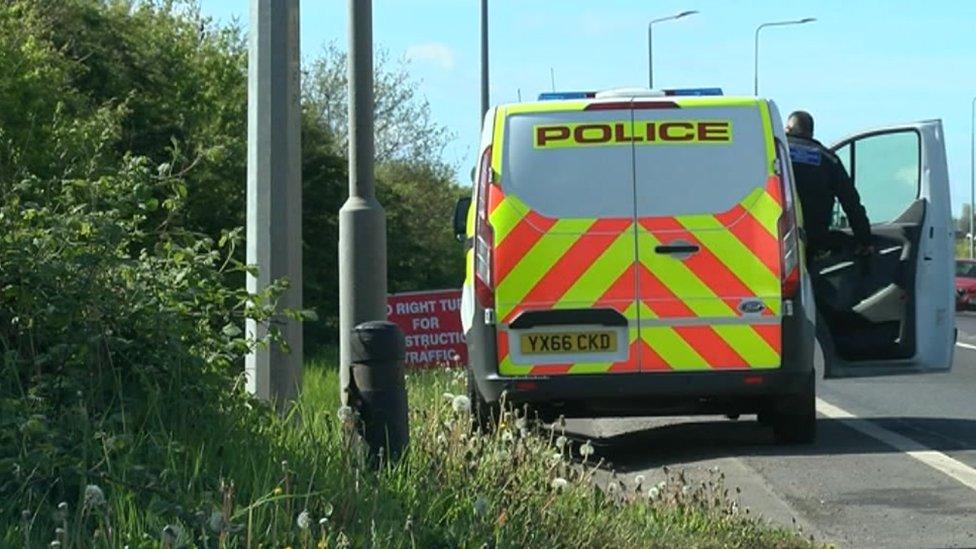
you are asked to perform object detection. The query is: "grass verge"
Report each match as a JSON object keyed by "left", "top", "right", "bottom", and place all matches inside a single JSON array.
[{"left": 7, "top": 358, "right": 814, "bottom": 547}]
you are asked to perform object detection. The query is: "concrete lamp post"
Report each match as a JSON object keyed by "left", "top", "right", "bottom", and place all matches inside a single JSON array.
[{"left": 245, "top": 0, "right": 303, "bottom": 409}]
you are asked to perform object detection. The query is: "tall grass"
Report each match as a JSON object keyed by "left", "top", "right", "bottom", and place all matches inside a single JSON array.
[{"left": 7, "top": 360, "right": 813, "bottom": 547}]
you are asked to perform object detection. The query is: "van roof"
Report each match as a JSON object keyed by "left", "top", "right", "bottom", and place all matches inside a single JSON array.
[{"left": 495, "top": 95, "right": 768, "bottom": 114}]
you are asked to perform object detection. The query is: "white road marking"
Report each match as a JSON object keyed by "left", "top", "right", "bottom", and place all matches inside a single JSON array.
[
  {"left": 955, "top": 341, "right": 976, "bottom": 352},
  {"left": 817, "top": 398, "right": 976, "bottom": 492}
]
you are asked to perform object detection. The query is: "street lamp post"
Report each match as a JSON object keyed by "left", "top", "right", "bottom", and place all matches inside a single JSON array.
[
  {"left": 754, "top": 18, "right": 816, "bottom": 96},
  {"left": 480, "top": 0, "right": 489, "bottom": 124},
  {"left": 339, "top": 0, "right": 388, "bottom": 406},
  {"left": 246, "top": 0, "right": 302, "bottom": 409},
  {"left": 970, "top": 96, "right": 975, "bottom": 258},
  {"left": 648, "top": 10, "right": 698, "bottom": 89}
]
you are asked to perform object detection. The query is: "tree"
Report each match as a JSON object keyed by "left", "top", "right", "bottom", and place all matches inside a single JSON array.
[
  {"left": 5, "top": 0, "right": 465, "bottom": 352},
  {"left": 304, "top": 43, "right": 455, "bottom": 167}
]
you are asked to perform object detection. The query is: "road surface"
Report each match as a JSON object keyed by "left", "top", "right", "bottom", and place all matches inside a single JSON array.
[{"left": 566, "top": 313, "right": 976, "bottom": 548}]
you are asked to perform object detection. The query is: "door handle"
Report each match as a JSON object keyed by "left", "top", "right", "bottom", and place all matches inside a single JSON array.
[{"left": 655, "top": 244, "right": 700, "bottom": 255}]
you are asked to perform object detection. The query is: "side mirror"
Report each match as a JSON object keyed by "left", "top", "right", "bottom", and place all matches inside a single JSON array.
[{"left": 453, "top": 196, "right": 472, "bottom": 243}]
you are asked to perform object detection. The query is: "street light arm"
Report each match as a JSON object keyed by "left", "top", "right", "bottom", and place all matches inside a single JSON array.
[
  {"left": 648, "top": 10, "right": 698, "bottom": 88},
  {"left": 754, "top": 18, "right": 816, "bottom": 96}
]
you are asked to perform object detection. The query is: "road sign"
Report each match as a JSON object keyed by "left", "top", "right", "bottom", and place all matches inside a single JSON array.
[{"left": 387, "top": 289, "right": 466, "bottom": 367}]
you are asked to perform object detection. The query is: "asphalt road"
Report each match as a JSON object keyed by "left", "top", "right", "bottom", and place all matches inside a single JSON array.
[{"left": 566, "top": 313, "right": 976, "bottom": 548}]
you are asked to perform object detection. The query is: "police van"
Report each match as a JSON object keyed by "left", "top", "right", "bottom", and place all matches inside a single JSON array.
[{"left": 452, "top": 88, "right": 954, "bottom": 443}]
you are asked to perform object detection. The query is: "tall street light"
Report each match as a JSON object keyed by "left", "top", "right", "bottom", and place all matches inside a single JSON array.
[
  {"left": 480, "top": 0, "right": 489, "bottom": 124},
  {"left": 339, "top": 0, "right": 388, "bottom": 406},
  {"left": 970, "top": 95, "right": 976, "bottom": 258},
  {"left": 754, "top": 18, "right": 816, "bottom": 96},
  {"left": 648, "top": 10, "right": 698, "bottom": 89}
]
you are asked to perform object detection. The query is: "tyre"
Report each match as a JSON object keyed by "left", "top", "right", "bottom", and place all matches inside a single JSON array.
[
  {"left": 771, "top": 370, "right": 817, "bottom": 444},
  {"left": 467, "top": 369, "right": 499, "bottom": 434}
]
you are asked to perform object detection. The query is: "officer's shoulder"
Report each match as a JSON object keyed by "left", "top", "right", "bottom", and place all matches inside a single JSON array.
[{"left": 808, "top": 139, "right": 842, "bottom": 164}]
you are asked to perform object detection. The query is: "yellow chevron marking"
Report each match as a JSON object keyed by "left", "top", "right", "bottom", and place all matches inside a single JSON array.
[
  {"left": 641, "top": 327, "right": 709, "bottom": 370},
  {"left": 712, "top": 324, "right": 780, "bottom": 368},
  {"left": 675, "top": 215, "right": 779, "bottom": 297},
  {"left": 489, "top": 194, "right": 530, "bottom": 246},
  {"left": 759, "top": 102, "right": 776, "bottom": 176},
  {"left": 495, "top": 218, "right": 595, "bottom": 319},
  {"left": 554, "top": 229, "right": 635, "bottom": 308},
  {"left": 637, "top": 230, "right": 737, "bottom": 318},
  {"left": 747, "top": 191, "right": 782, "bottom": 239}
]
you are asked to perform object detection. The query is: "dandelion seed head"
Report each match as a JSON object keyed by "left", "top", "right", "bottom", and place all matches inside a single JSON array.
[
  {"left": 551, "top": 477, "right": 569, "bottom": 492},
  {"left": 337, "top": 405, "right": 355, "bottom": 423},
  {"left": 555, "top": 435, "right": 568, "bottom": 450},
  {"left": 648, "top": 487, "right": 660, "bottom": 499},
  {"left": 83, "top": 485, "right": 105, "bottom": 508},
  {"left": 634, "top": 475, "right": 645, "bottom": 487},
  {"left": 442, "top": 392, "right": 455, "bottom": 402},
  {"left": 579, "top": 441, "right": 595, "bottom": 458},
  {"left": 515, "top": 417, "right": 528, "bottom": 430},
  {"left": 607, "top": 482, "right": 620, "bottom": 494},
  {"left": 451, "top": 395, "right": 471, "bottom": 414},
  {"left": 297, "top": 509, "right": 311, "bottom": 530}
]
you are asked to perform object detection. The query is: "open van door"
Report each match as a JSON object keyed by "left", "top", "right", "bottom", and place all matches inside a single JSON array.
[{"left": 815, "top": 120, "right": 954, "bottom": 378}]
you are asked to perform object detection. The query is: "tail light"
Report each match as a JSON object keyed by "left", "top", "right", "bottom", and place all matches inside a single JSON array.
[
  {"left": 776, "top": 170, "right": 800, "bottom": 299},
  {"left": 474, "top": 146, "right": 495, "bottom": 308}
]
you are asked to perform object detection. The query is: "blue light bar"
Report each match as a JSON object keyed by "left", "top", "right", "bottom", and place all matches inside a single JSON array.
[
  {"left": 663, "top": 87, "right": 723, "bottom": 96},
  {"left": 538, "top": 91, "right": 596, "bottom": 101}
]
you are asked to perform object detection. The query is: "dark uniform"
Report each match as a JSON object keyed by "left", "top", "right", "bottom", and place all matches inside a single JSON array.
[{"left": 787, "top": 135, "right": 872, "bottom": 253}]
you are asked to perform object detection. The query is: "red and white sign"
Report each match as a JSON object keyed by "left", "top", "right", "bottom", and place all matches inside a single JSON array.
[{"left": 387, "top": 289, "right": 466, "bottom": 368}]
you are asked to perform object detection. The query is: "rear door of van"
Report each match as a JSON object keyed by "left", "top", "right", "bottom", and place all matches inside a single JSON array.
[
  {"left": 632, "top": 99, "right": 785, "bottom": 371},
  {"left": 491, "top": 101, "right": 641, "bottom": 375}
]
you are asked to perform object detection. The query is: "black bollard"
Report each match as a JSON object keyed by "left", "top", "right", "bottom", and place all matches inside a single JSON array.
[{"left": 350, "top": 321, "right": 409, "bottom": 464}]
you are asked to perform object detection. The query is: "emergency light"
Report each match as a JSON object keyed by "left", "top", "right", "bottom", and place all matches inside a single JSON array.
[
  {"left": 538, "top": 88, "right": 722, "bottom": 101},
  {"left": 537, "top": 91, "right": 596, "bottom": 100}
]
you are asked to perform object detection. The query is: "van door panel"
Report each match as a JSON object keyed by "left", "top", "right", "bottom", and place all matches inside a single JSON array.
[
  {"left": 492, "top": 105, "right": 641, "bottom": 375},
  {"left": 633, "top": 103, "right": 784, "bottom": 371},
  {"left": 823, "top": 121, "right": 954, "bottom": 377}
]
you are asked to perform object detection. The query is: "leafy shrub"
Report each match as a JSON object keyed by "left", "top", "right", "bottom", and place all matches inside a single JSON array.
[{"left": 0, "top": 139, "right": 290, "bottom": 543}]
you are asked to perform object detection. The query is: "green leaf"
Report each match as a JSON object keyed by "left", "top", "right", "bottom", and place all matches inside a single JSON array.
[{"left": 222, "top": 323, "right": 243, "bottom": 338}]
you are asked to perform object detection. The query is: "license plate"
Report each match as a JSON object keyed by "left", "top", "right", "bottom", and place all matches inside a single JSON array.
[{"left": 520, "top": 331, "right": 618, "bottom": 355}]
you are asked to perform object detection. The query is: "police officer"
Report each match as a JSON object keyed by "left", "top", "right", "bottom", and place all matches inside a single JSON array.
[{"left": 785, "top": 111, "right": 873, "bottom": 257}]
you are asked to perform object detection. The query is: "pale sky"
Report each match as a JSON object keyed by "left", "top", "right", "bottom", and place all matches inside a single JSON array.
[{"left": 200, "top": 0, "right": 976, "bottom": 214}]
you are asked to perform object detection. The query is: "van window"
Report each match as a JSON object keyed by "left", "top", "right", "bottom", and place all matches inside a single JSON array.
[
  {"left": 503, "top": 110, "right": 636, "bottom": 219},
  {"left": 834, "top": 131, "right": 920, "bottom": 224},
  {"left": 633, "top": 106, "right": 769, "bottom": 217}
]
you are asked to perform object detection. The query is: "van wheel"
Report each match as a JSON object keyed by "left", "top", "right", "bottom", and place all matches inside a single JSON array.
[
  {"left": 467, "top": 369, "right": 498, "bottom": 434},
  {"left": 771, "top": 370, "right": 817, "bottom": 444}
]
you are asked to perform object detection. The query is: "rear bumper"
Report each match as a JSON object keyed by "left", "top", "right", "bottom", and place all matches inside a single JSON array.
[{"left": 465, "top": 302, "right": 815, "bottom": 419}]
